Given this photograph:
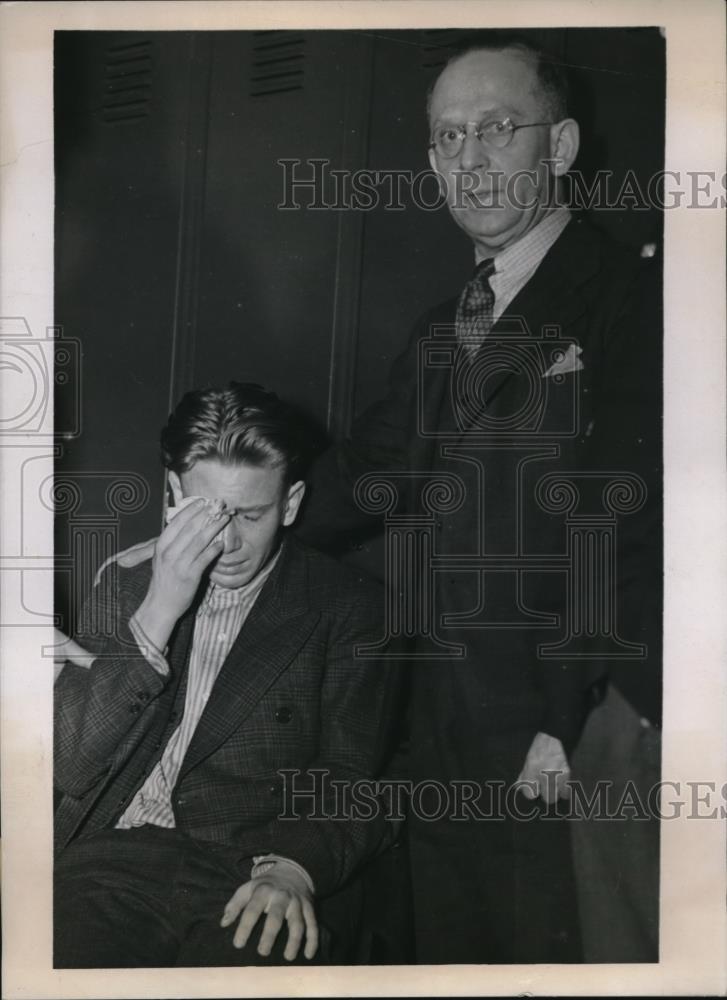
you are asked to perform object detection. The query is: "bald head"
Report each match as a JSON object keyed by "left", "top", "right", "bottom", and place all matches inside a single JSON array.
[{"left": 428, "top": 42, "right": 569, "bottom": 125}]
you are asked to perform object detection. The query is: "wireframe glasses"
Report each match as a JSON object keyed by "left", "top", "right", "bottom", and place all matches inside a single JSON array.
[{"left": 429, "top": 117, "right": 554, "bottom": 158}]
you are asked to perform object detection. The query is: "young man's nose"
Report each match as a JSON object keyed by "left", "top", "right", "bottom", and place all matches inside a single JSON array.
[{"left": 221, "top": 520, "right": 244, "bottom": 553}]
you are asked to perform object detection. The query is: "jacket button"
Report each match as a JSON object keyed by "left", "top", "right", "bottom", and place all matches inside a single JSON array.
[
  {"left": 129, "top": 703, "right": 140, "bottom": 714},
  {"left": 275, "top": 707, "right": 293, "bottom": 724},
  {"left": 136, "top": 690, "right": 150, "bottom": 702}
]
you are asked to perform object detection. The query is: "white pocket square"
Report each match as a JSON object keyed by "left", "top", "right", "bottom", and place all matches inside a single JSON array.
[{"left": 542, "top": 343, "right": 584, "bottom": 378}]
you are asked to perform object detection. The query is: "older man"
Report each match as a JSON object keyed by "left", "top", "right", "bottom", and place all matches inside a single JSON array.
[
  {"left": 54, "top": 382, "right": 397, "bottom": 967},
  {"left": 301, "top": 36, "right": 662, "bottom": 963}
]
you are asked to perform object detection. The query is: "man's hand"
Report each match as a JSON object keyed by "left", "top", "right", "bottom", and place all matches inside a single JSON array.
[
  {"left": 516, "top": 731, "right": 570, "bottom": 803},
  {"left": 220, "top": 864, "right": 318, "bottom": 962},
  {"left": 134, "top": 498, "right": 230, "bottom": 651},
  {"left": 52, "top": 628, "right": 96, "bottom": 681}
]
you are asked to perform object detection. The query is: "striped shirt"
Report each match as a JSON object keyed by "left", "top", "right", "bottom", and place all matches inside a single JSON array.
[
  {"left": 117, "top": 550, "right": 280, "bottom": 830},
  {"left": 476, "top": 206, "right": 571, "bottom": 322}
]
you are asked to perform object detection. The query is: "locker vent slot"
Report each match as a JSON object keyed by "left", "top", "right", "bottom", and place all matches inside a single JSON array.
[
  {"left": 250, "top": 32, "right": 306, "bottom": 97},
  {"left": 103, "top": 38, "right": 153, "bottom": 123}
]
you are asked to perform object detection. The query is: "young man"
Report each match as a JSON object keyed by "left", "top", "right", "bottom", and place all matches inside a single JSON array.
[{"left": 54, "top": 382, "right": 396, "bottom": 967}]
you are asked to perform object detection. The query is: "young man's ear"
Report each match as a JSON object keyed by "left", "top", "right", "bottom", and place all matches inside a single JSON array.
[
  {"left": 168, "top": 470, "right": 183, "bottom": 506},
  {"left": 283, "top": 480, "right": 306, "bottom": 527}
]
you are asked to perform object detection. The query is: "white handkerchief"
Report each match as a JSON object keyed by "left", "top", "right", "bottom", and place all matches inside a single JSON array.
[
  {"left": 165, "top": 495, "right": 229, "bottom": 523},
  {"left": 542, "top": 343, "right": 584, "bottom": 378}
]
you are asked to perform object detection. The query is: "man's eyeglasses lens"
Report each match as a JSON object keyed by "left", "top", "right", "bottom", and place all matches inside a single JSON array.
[{"left": 430, "top": 119, "right": 551, "bottom": 158}]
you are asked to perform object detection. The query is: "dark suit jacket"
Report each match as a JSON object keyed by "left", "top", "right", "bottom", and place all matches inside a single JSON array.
[
  {"left": 301, "top": 215, "right": 663, "bottom": 765},
  {"left": 54, "top": 537, "right": 398, "bottom": 897}
]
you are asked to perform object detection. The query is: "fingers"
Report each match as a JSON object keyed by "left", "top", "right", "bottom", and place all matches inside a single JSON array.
[
  {"left": 301, "top": 897, "right": 319, "bottom": 959},
  {"left": 160, "top": 500, "right": 230, "bottom": 568},
  {"left": 220, "top": 881, "right": 317, "bottom": 961},
  {"left": 158, "top": 496, "right": 208, "bottom": 547},
  {"left": 257, "top": 900, "right": 288, "bottom": 957},
  {"left": 230, "top": 886, "right": 268, "bottom": 952},
  {"left": 53, "top": 626, "right": 71, "bottom": 647},
  {"left": 165, "top": 494, "right": 204, "bottom": 522},
  {"left": 220, "top": 881, "right": 254, "bottom": 927},
  {"left": 282, "top": 902, "right": 305, "bottom": 962},
  {"left": 186, "top": 517, "right": 230, "bottom": 571},
  {"left": 181, "top": 505, "right": 230, "bottom": 562},
  {"left": 52, "top": 628, "right": 96, "bottom": 670}
]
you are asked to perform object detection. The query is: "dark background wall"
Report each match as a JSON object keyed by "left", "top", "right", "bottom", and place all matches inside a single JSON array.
[{"left": 54, "top": 27, "right": 665, "bottom": 629}]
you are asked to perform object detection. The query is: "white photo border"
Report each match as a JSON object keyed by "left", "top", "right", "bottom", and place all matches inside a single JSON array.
[{"left": 1, "top": 1, "right": 725, "bottom": 996}]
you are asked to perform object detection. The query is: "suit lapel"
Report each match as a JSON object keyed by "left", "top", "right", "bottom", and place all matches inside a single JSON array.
[
  {"left": 178, "top": 540, "right": 319, "bottom": 780},
  {"left": 495, "top": 217, "right": 599, "bottom": 336},
  {"left": 410, "top": 297, "right": 459, "bottom": 474},
  {"left": 452, "top": 217, "right": 602, "bottom": 436}
]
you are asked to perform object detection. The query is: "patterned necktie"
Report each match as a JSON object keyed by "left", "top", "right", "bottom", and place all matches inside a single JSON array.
[{"left": 455, "top": 258, "right": 496, "bottom": 358}]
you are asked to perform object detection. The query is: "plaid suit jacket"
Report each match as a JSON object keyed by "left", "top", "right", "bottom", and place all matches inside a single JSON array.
[{"left": 54, "top": 537, "right": 398, "bottom": 897}]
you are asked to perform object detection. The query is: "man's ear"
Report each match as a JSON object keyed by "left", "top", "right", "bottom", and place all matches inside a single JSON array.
[
  {"left": 168, "top": 470, "right": 183, "bottom": 505},
  {"left": 548, "top": 118, "right": 580, "bottom": 176},
  {"left": 282, "top": 480, "right": 306, "bottom": 527}
]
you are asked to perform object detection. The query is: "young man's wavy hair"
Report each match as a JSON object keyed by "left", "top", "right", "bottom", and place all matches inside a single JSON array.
[{"left": 160, "top": 382, "right": 309, "bottom": 487}]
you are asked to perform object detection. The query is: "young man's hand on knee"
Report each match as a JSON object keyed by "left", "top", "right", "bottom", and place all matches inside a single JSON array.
[{"left": 220, "top": 861, "right": 318, "bottom": 961}]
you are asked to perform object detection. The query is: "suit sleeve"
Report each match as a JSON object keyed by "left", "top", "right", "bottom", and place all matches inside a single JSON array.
[
  {"left": 538, "top": 252, "right": 663, "bottom": 749},
  {"left": 251, "top": 583, "right": 402, "bottom": 897},
  {"left": 54, "top": 563, "right": 172, "bottom": 798},
  {"left": 585, "top": 249, "right": 663, "bottom": 725}
]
